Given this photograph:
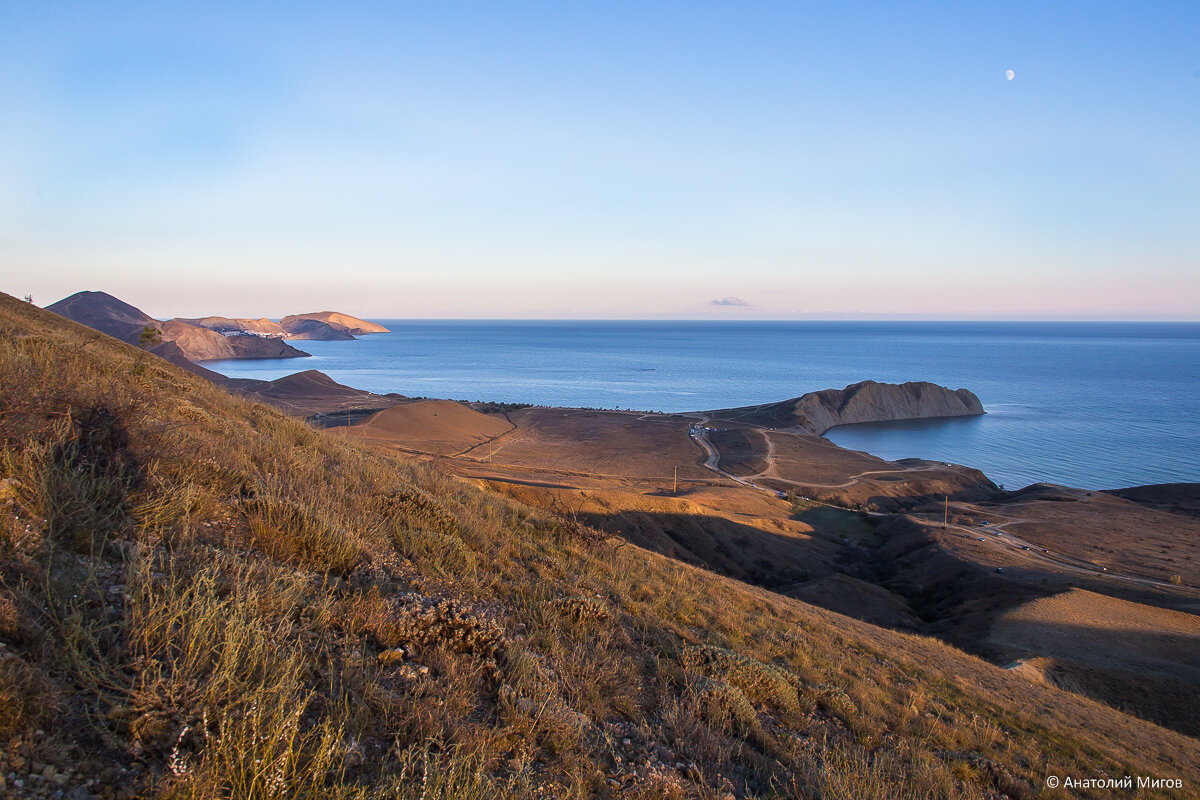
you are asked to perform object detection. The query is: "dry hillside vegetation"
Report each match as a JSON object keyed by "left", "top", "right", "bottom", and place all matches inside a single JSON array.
[{"left": 2, "top": 292, "right": 1199, "bottom": 799}]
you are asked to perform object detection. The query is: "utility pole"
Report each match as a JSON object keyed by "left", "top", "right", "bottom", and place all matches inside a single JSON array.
[
  {"left": 943, "top": 496, "right": 948, "bottom": 528},
  {"left": 673, "top": 466, "right": 678, "bottom": 495}
]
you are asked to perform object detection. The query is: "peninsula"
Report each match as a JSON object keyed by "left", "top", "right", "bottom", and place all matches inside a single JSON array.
[{"left": 707, "top": 380, "right": 984, "bottom": 435}]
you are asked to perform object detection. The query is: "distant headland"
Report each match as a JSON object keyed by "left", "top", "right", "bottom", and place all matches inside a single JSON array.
[{"left": 45, "top": 290, "right": 388, "bottom": 363}]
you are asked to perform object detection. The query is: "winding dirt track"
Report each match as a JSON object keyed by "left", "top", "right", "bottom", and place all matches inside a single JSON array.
[
  {"left": 721, "top": 428, "right": 948, "bottom": 489},
  {"left": 692, "top": 423, "right": 1197, "bottom": 595},
  {"left": 941, "top": 513, "right": 1196, "bottom": 593}
]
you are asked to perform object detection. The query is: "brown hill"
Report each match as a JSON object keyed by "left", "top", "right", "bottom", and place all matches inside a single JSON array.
[
  {"left": 346, "top": 399, "right": 512, "bottom": 456},
  {"left": 279, "top": 311, "right": 389, "bottom": 335},
  {"left": 709, "top": 380, "right": 984, "bottom": 435},
  {"left": 44, "top": 290, "right": 158, "bottom": 343},
  {"left": 226, "top": 369, "right": 402, "bottom": 417}
]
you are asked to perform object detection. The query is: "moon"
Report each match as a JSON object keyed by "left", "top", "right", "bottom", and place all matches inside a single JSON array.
[{"left": 1006, "top": 69, "right": 1015, "bottom": 81}]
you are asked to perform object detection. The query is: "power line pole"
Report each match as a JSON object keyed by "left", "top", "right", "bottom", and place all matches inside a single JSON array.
[
  {"left": 943, "top": 496, "right": 948, "bottom": 528},
  {"left": 674, "top": 466, "right": 678, "bottom": 495}
]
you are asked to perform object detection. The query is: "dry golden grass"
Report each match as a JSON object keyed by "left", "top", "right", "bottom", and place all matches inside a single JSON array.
[{"left": 1, "top": 291, "right": 1199, "bottom": 798}]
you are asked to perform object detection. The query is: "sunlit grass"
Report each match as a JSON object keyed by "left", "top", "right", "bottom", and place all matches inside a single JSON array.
[{"left": 0, "top": 292, "right": 1192, "bottom": 799}]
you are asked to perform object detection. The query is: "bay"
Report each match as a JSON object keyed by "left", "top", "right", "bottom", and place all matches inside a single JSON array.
[{"left": 205, "top": 321, "right": 1200, "bottom": 491}]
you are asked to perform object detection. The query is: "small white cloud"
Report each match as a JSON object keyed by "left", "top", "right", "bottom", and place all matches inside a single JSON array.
[{"left": 710, "top": 296, "right": 750, "bottom": 307}]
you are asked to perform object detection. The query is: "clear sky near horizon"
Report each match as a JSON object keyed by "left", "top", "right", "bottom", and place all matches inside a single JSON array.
[{"left": 1, "top": 1, "right": 1198, "bottom": 319}]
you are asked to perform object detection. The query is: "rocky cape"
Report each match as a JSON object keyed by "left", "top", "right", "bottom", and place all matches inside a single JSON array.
[
  {"left": 706, "top": 380, "right": 985, "bottom": 435},
  {"left": 794, "top": 380, "right": 984, "bottom": 435}
]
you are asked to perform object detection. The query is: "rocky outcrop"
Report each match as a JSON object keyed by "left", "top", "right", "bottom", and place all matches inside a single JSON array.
[
  {"left": 279, "top": 318, "right": 356, "bottom": 340},
  {"left": 279, "top": 311, "right": 389, "bottom": 335},
  {"left": 793, "top": 381, "right": 984, "bottom": 435}
]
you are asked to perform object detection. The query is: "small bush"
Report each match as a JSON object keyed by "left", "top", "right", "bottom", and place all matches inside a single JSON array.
[
  {"left": 695, "top": 677, "right": 762, "bottom": 738},
  {"left": 0, "top": 653, "right": 59, "bottom": 735},
  {"left": 545, "top": 595, "right": 609, "bottom": 623},
  {"left": 681, "top": 644, "right": 803, "bottom": 716},
  {"left": 390, "top": 525, "right": 477, "bottom": 578},
  {"left": 379, "top": 489, "right": 460, "bottom": 538},
  {"left": 378, "top": 595, "right": 506, "bottom": 659}
]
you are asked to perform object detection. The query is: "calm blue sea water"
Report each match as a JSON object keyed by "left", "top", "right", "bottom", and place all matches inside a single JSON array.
[{"left": 206, "top": 322, "right": 1200, "bottom": 491}]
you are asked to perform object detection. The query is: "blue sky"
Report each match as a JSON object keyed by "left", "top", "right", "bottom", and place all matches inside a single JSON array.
[{"left": 1, "top": 1, "right": 1198, "bottom": 318}]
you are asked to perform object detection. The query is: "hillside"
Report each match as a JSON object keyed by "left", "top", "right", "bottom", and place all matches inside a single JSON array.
[{"left": 2, "top": 291, "right": 1198, "bottom": 799}]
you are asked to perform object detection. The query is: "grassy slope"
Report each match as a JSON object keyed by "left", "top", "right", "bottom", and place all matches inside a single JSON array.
[{"left": 1, "top": 291, "right": 1198, "bottom": 799}]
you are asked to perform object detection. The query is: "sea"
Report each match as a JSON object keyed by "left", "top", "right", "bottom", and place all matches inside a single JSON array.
[{"left": 205, "top": 321, "right": 1200, "bottom": 492}]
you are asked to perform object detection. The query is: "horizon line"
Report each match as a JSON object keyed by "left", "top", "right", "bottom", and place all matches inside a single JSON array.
[{"left": 348, "top": 316, "right": 1200, "bottom": 323}]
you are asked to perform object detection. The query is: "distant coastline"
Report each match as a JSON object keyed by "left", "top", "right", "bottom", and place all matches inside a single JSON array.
[
  {"left": 37, "top": 292, "right": 1200, "bottom": 491},
  {"left": 200, "top": 319, "right": 1200, "bottom": 491}
]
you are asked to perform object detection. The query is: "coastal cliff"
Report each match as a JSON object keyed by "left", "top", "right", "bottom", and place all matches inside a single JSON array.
[
  {"left": 706, "top": 380, "right": 984, "bottom": 434},
  {"left": 794, "top": 380, "right": 984, "bottom": 435}
]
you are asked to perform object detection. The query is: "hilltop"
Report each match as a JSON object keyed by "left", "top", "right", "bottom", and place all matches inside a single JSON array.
[
  {"left": 4, "top": 292, "right": 1199, "bottom": 798},
  {"left": 226, "top": 369, "right": 405, "bottom": 419}
]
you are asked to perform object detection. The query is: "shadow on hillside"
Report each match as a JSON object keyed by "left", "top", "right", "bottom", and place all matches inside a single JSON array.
[{"left": 992, "top": 619, "right": 1200, "bottom": 738}]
